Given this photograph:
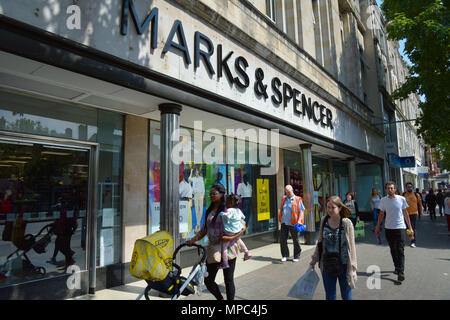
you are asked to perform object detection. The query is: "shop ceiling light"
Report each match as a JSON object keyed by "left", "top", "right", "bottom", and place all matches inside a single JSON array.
[{"left": 41, "top": 151, "right": 72, "bottom": 156}]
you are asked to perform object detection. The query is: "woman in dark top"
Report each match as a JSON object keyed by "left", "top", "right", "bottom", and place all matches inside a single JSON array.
[
  {"left": 186, "top": 184, "right": 244, "bottom": 300},
  {"left": 343, "top": 192, "right": 359, "bottom": 227}
]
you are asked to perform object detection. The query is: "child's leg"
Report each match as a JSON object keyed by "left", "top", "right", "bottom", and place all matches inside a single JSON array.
[
  {"left": 221, "top": 240, "right": 230, "bottom": 268},
  {"left": 237, "top": 239, "right": 252, "bottom": 260}
]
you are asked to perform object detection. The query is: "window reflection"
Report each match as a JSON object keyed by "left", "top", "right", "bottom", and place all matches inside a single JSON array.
[
  {"left": 0, "top": 140, "right": 88, "bottom": 288},
  {"left": 148, "top": 121, "right": 278, "bottom": 244}
]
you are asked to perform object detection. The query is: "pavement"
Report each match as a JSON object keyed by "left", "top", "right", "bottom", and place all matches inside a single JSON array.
[{"left": 71, "top": 213, "right": 450, "bottom": 300}]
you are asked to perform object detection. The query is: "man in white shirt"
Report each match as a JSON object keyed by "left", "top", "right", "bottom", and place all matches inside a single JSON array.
[
  {"left": 189, "top": 167, "right": 205, "bottom": 231},
  {"left": 375, "top": 181, "right": 414, "bottom": 283},
  {"left": 180, "top": 169, "right": 193, "bottom": 236},
  {"left": 237, "top": 174, "right": 252, "bottom": 232}
]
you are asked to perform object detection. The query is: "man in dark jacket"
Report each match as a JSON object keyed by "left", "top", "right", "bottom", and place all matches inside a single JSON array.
[{"left": 425, "top": 189, "right": 437, "bottom": 220}]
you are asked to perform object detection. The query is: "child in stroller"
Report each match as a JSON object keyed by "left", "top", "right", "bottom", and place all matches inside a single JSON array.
[{"left": 130, "top": 231, "right": 207, "bottom": 300}]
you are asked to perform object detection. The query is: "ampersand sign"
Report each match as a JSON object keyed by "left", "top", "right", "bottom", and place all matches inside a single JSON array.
[{"left": 254, "top": 68, "right": 268, "bottom": 99}]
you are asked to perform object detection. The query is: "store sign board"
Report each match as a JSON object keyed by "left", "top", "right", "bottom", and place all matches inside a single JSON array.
[
  {"left": 390, "top": 155, "right": 415, "bottom": 168},
  {"left": 119, "top": 1, "right": 334, "bottom": 130},
  {"left": 256, "top": 179, "right": 270, "bottom": 221},
  {"left": 0, "top": 0, "right": 386, "bottom": 156}
]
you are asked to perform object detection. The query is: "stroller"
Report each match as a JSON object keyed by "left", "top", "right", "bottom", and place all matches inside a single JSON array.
[
  {"left": 0, "top": 223, "right": 54, "bottom": 279},
  {"left": 130, "top": 231, "right": 207, "bottom": 300}
]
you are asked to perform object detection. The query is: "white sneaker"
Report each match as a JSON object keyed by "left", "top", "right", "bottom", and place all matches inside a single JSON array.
[
  {"left": 292, "top": 258, "right": 299, "bottom": 262},
  {"left": 410, "top": 243, "right": 416, "bottom": 248},
  {"left": 281, "top": 257, "right": 287, "bottom": 262}
]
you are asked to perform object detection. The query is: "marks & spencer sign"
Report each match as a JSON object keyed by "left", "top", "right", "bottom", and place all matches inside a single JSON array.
[{"left": 120, "top": 0, "right": 334, "bottom": 130}]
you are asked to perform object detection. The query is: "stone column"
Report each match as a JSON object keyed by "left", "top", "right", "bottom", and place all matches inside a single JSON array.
[
  {"left": 300, "top": 144, "right": 316, "bottom": 244},
  {"left": 159, "top": 103, "right": 182, "bottom": 251},
  {"left": 328, "top": 159, "right": 335, "bottom": 195},
  {"left": 322, "top": 172, "right": 327, "bottom": 217},
  {"left": 122, "top": 115, "right": 149, "bottom": 267},
  {"left": 348, "top": 158, "right": 357, "bottom": 199},
  {"left": 317, "top": 0, "right": 338, "bottom": 77},
  {"left": 297, "top": 0, "right": 315, "bottom": 58},
  {"left": 276, "top": 149, "right": 285, "bottom": 227}
]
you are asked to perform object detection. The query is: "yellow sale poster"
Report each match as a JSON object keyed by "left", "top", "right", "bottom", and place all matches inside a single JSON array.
[{"left": 256, "top": 179, "right": 270, "bottom": 221}]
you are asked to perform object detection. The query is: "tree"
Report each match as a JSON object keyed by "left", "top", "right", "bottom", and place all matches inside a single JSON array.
[{"left": 381, "top": 0, "right": 450, "bottom": 170}]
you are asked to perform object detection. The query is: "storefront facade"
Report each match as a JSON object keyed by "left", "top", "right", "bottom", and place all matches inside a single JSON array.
[{"left": 0, "top": 0, "right": 385, "bottom": 299}]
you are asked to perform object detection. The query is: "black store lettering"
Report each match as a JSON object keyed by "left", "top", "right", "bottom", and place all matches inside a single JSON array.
[
  {"left": 271, "top": 77, "right": 282, "bottom": 106},
  {"left": 120, "top": 2, "right": 334, "bottom": 129}
]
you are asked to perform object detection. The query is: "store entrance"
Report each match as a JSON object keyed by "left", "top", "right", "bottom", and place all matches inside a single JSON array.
[{"left": 0, "top": 133, "right": 95, "bottom": 298}]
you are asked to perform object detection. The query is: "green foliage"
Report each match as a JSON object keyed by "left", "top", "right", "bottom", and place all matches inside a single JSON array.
[{"left": 380, "top": 0, "right": 450, "bottom": 170}]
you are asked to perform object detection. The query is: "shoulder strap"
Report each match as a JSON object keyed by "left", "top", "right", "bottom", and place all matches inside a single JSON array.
[
  {"left": 415, "top": 193, "right": 420, "bottom": 202},
  {"left": 321, "top": 215, "right": 328, "bottom": 239}
]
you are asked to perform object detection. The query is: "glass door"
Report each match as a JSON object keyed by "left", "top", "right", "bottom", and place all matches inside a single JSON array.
[{"left": 0, "top": 135, "right": 92, "bottom": 290}]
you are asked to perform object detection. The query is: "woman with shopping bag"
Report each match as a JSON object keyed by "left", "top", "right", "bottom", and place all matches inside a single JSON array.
[
  {"left": 310, "top": 196, "right": 357, "bottom": 300},
  {"left": 287, "top": 265, "right": 320, "bottom": 300}
]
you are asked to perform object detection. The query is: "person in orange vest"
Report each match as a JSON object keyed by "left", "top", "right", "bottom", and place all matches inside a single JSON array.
[
  {"left": 279, "top": 185, "right": 305, "bottom": 262},
  {"left": 402, "top": 182, "right": 422, "bottom": 248}
]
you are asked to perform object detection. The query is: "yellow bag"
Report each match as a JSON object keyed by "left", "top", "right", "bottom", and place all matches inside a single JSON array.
[{"left": 129, "top": 230, "right": 174, "bottom": 281}]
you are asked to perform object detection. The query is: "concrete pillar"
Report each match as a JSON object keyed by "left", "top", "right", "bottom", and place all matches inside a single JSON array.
[
  {"left": 312, "top": 0, "right": 324, "bottom": 66},
  {"left": 276, "top": 149, "right": 285, "bottom": 233},
  {"left": 159, "top": 103, "right": 182, "bottom": 251},
  {"left": 122, "top": 115, "right": 149, "bottom": 264},
  {"left": 318, "top": 0, "right": 337, "bottom": 76},
  {"left": 342, "top": 11, "right": 361, "bottom": 97},
  {"left": 322, "top": 172, "right": 327, "bottom": 217},
  {"left": 297, "top": 0, "right": 315, "bottom": 58},
  {"left": 300, "top": 144, "right": 315, "bottom": 244},
  {"left": 348, "top": 158, "right": 357, "bottom": 198},
  {"left": 328, "top": 0, "right": 342, "bottom": 79},
  {"left": 328, "top": 159, "right": 335, "bottom": 195}
]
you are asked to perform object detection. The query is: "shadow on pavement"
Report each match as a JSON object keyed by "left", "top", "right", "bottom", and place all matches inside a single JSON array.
[
  {"left": 249, "top": 255, "right": 284, "bottom": 264},
  {"left": 354, "top": 215, "right": 450, "bottom": 250}
]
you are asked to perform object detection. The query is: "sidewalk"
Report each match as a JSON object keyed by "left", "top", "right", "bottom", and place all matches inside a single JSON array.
[
  {"left": 70, "top": 240, "right": 316, "bottom": 300},
  {"left": 70, "top": 216, "right": 450, "bottom": 300}
]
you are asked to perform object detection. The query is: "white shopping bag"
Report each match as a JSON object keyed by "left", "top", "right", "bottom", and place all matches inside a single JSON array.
[{"left": 288, "top": 266, "right": 320, "bottom": 300}]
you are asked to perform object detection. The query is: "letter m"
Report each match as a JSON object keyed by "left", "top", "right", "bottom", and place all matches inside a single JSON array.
[{"left": 121, "top": 0, "right": 158, "bottom": 49}]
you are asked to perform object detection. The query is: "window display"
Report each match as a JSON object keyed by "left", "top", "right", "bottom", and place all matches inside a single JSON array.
[{"left": 148, "top": 121, "right": 277, "bottom": 244}]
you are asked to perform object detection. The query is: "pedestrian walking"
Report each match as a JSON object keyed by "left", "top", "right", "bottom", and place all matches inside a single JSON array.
[
  {"left": 421, "top": 189, "right": 428, "bottom": 213},
  {"left": 279, "top": 185, "right": 305, "bottom": 262},
  {"left": 444, "top": 191, "right": 450, "bottom": 236},
  {"left": 436, "top": 189, "right": 445, "bottom": 217},
  {"left": 425, "top": 189, "right": 437, "bottom": 220},
  {"left": 310, "top": 196, "right": 357, "bottom": 300},
  {"left": 370, "top": 188, "right": 382, "bottom": 244},
  {"left": 343, "top": 192, "right": 359, "bottom": 227},
  {"left": 402, "top": 182, "right": 422, "bottom": 248},
  {"left": 375, "top": 182, "right": 414, "bottom": 283},
  {"left": 186, "top": 184, "right": 244, "bottom": 300}
]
